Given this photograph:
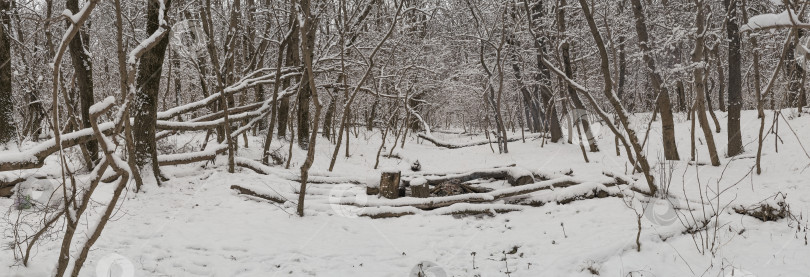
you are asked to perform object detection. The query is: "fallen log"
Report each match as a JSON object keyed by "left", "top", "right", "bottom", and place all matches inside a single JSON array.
[
  {"left": 231, "top": 184, "right": 288, "bottom": 204},
  {"left": 156, "top": 67, "right": 300, "bottom": 120},
  {"left": 157, "top": 143, "right": 228, "bottom": 166},
  {"left": 402, "top": 166, "right": 535, "bottom": 187},
  {"left": 417, "top": 133, "right": 544, "bottom": 149},
  {"left": 0, "top": 122, "right": 115, "bottom": 172},
  {"left": 0, "top": 177, "right": 24, "bottom": 197},
  {"left": 341, "top": 177, "right": 580, "bottom": 210},
  {"left": 235, "top": 157, "right": 363, "bottom": 184},
  {"left": 359, "top": 203, "right": 525, "bottom": 219}
]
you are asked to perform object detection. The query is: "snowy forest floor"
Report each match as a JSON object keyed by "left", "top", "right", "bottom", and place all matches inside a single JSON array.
[{"left": 3, "top": 109, "right": 810, "bottom": 277}]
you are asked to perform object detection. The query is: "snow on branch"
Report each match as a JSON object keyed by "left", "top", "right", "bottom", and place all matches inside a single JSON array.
[
  {"left": 156, "top": 67, "right": 300, "bottom": 120},
  {"left": 741, "top": 10, "right": 810, "bottom": 32}
]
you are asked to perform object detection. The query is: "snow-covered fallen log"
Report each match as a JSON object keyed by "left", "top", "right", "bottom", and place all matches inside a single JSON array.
[
  {"left": 339, "top": 177, "right": 580, "bottom": 210},
  {"left": 158, "top": 143, "right": 228, "bottom": 166},
  {"left": 358, "top": 203, "right": 526, "bottom": 219},
  {"left": 156, "top": 67, "right": 300, "bottom": 120},
  {"left": 417, "top": 132, "right": 544, "bottom": 149},
  {"left": 235, "top": 157, "right": 364, "bottom": 184},
  {"left": 230, "top": 184, "right": 289, "bottom": 204},
  {"left": 0, "top": 122, "right": 115, "bottom": 172},
  {"left": 401, "top": 165, "right": 535, "bottom": 187}
]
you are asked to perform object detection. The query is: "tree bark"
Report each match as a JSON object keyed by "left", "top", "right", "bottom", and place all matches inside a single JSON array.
[
  {"left": 133, "top": 0, "right": 173, "bottom": 182},
  {"left": 66, "top": 0, "right": 97, "bottom": 165},
  {"left": 530, "top": 1, "right": 563, "bottom": 142},
  {"left": 297, "top": 0, "right": 324, "bottom": 217},
  {"left": 629, "top": 0, "right": 679, "bottom": 160},
  {"left": 690, "top": 2, "right": 721, "bottom": 166},
  {"left": 277, "top": 14, "right": 299, "bottom": 139},
  {"left": 0, "top": 0, "right": 15, "bottom": 145},
  {"left": 575, "top": 0, "right": 658, "bottom": 194},
  {"left": 725, "top": 0, "right": 743, "bottom": 157},
  {"left": 558, "top": 0, "right": 598, "bottom": 152}
]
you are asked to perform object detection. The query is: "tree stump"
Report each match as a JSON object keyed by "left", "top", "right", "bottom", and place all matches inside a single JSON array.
[
  {"left": 506, "top": 168, "right": 535, "bottom": 186},
  {"left": 379, "top": 170, "right": 401, "bottom": 199},
  {"left": 411, "top": 184, "right": 430, "bottom": 198},
  {"left": 507, "top": 175, "right": 534, "bottom": 186}
]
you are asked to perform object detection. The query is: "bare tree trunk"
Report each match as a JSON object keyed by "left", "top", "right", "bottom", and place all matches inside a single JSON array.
[
  {"left": 113, "top": 0, "right": 144, "bottom": 191},
  {"left": 0, "top": 0, "right": 14, "bottom": 145},
  {"left": 532, "top": 3, "right": 562, "bottom": 142},
  {"left": 741, "top": 0, "right": 764, "bottom": 173},
  {"left": 676, "top": 80, "right": 686, "bottom": 112},
  {"left": 277, "top": 14, "right": 299, "bottom": 138},
  {"left": 558, "top": 0, "right": 597, "bottom": 152},
  {"left": 133, "top": 0, "right": 173, "bottom": 183},
  {"left": 323, "top": 93, "right": 336, "bottom": 139},
  {"left": 505, "top": 31, "right": 542, "bottom": 133},
  {"left": 713, "top": 46, "right": 726, "bottom": 113},
  {"left": 261, "top": 27, "right": 292, "bottom": 165},
  {"left": 690, "top": 2, "right": 721, "bottom": 166},
  {"left": 297, "top": 0, "right": 324, "bottom": 217},
  {"left": 725, "top": 0, "right": 743, "bottom": 157},
  {"left": 575, "top": 0, "right": 657, "bottom": 194},
  {"left": 66, "top": 0, "right": 97, "bottom": 166},
  {"left": 786, "top": 32, "right": 805, "bottom": 108},
  {"left": 200, "top": 0, "right": 237, "bottom": 173},
  {"left": 296, "top": 76, "right": 312, "bottom": 149},
  {"left": 629, "top": 0, "right": 679, "bottom": 160}
]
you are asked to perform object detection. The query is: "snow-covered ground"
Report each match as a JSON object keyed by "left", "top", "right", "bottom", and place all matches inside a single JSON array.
[{"left": 2, "top": 109, "right": 810, "bottom": 276}]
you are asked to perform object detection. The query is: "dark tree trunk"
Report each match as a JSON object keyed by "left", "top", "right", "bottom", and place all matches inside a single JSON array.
[
  {"left": 531, "top": 1, "right": 563, "bottom": 142},
  {"left": 676, "top": 80, "right": 686, "bottom": 112},
  {"left": 323, "top": 94, "right": 336, "bottom": 139},
  {"left": 367, "top": 98, "right": 378, "bottom": 131},
  {"left": 714, "top": 46, "right": 726, "bottom": 112},
  {"left": 133, "top": 0, "right": 172, "bottom": 181},
  {"left": 505, "top": 31, "right": 542, "bottom": 133},
  {"left": 0, "top": 0, "right": 14, "bottom": 145},
  {"left": 66, "top": 0, "right": 98, "bottom": 166},
  {"left": 278, "top": 14, "right": 299, "bottom": 139},
  {"left": 618, "top": 36, "right": 627, "bottom": 102},
  {"left": 297, "top": 75, "right": 311, "bottom": 149},
  {"left": 557, "top": 1, "right": 598, "bottom": 151},
  {"left": 277, "top": 98, "right": 290, "bottom": 137},
  {"left": 629, "top": 0, "right": 679, "bottom": 160},
  {"left": 725, "top": 0, "right": 743, "bottom": 156}
]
